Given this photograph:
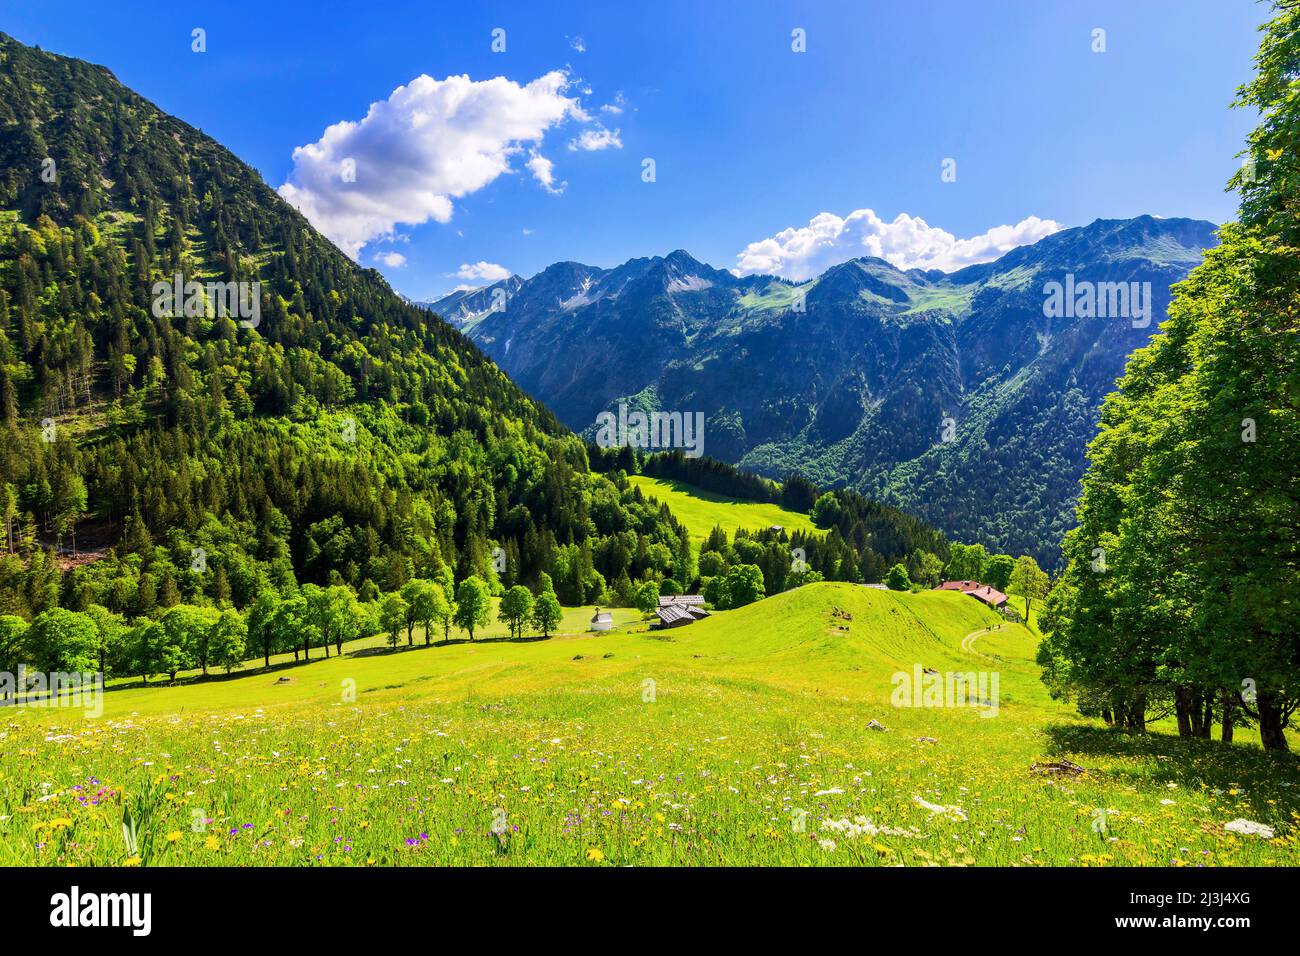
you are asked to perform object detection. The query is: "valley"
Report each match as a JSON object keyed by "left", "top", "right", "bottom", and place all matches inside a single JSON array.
[{"left": 0, "top": 0, "right": 1296, "bottom": 887}]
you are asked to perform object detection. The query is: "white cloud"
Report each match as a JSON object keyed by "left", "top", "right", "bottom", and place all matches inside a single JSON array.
[
  {"left": 375, "top": 251, "right": 407, "bottom": 268},
  {"left": 568, "top": 125, "right": 623, "bottom": 152},
  {"left": 526, "top": 150, "right": 565, "bottom": 194},
  {"left": 734, "top": 209, "right": 1063, "bottom": 280},
  {"left": 277, "top": 71, "right": 585, "bottom": 259},
  {"left": 600, "top": 91, "right": 627, "bottom": 115},
  {"left": 569, "top": 35, "right": 586, "bottom": 53},
  {"left": 456, "top": 261, "right": 512, "bottom": 282}
]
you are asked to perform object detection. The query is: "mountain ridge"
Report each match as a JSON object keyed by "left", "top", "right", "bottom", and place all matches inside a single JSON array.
[
  {"left": 429, "top": 214, "right": 1211, "bottom": 309},
  {"left": 431, "top": 215, "right": 1220, "bottom": 566}
]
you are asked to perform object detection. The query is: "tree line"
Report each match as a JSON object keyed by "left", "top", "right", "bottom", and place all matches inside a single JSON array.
[{"left": 0, "top": 568, "right": 576, "bottom": 693}]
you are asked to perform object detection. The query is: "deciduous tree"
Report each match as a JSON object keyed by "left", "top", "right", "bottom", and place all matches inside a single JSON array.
[{"left": 454, "top": 576, "right": 490, "bottom": 641}]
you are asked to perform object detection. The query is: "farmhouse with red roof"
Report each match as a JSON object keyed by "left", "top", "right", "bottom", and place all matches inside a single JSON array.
[{"left": 935, "top": 580, "right": 1008, "bottom": 609}]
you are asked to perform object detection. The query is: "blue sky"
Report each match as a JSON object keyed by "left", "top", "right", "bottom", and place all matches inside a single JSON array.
[{"left": 4, "top": 0, "right": 1266, "bottom": 298}]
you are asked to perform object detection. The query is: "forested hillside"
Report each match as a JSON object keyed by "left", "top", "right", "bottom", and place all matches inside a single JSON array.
[
  {"left": 611, "top": 448, "right": 952, "bottom": 586},
  {"left": 0, "top": 33, "right": 695, "bottom": 620}
]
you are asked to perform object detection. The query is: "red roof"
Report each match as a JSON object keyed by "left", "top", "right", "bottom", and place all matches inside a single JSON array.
[
  {"left": 965, "top": 585, "right": 1007, "bottom": 608},
  {"left": 935, "top": 580, "right": 1007, "bottom": 608}
]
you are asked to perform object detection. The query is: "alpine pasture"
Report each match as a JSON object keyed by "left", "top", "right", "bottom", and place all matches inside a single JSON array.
[
  {"left": 4, "top": 583, "right": 1297, "bottom": 867},
  {"left": 626, "top": 475, "right": 821, "bottom": 543}
]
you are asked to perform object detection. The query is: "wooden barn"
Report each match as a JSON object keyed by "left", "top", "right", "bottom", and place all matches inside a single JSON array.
[{"left": 653, "top": 594, "right": 710, "bottom": 629}]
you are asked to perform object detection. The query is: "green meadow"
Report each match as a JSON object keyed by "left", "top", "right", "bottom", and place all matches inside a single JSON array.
[
  {"left": 627, "top": 475, "right": 821, "bottom": 544},
  {"left": 4, "top": 583, "right": 1296, "bottom": 867}
]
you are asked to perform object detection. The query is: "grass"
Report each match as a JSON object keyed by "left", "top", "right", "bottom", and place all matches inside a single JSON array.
[
  {"left": 734, "top": 279, "right": 808, "bottom": 315},
  {"left": 91, "top": 597, "right": 646, "bottom": 696},
  {"left": 902, "top": 283, "right": 976, "bottom": 316},
  {"left": 3, "top": 582, "right": 1297, "bottom": 867},
  {"left": 627, "top": 475, "right": 820, "bottom": 544}
]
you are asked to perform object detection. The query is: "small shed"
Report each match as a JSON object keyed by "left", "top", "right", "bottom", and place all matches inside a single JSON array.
[
  {"left": 652, "top": 594, "right": 710, "bottom": 629},
  {"left": 590, "top": 608, "right": 613, "bottom": 632},
  {"left": 653, "top": 604, "right": 695, "bottom": 629}
]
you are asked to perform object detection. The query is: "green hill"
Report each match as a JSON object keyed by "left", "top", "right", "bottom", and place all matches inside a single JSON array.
[{"left": 6, "top": 582, "right": 1296, "bottom": 867}]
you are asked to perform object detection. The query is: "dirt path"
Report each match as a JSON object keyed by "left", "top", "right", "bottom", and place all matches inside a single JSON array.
[{"left": 960, "top": 624, "right": 1002, "bottom": 660}]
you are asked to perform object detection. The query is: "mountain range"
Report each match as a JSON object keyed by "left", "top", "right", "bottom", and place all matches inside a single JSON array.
[{"left": 430, "top": 217, "right": 1219, "bottom": 566}]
